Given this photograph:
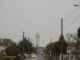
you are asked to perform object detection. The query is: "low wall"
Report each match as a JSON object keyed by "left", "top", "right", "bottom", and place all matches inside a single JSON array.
[{"left": 67, "top": 59, "right": 77, "bottom": 60}]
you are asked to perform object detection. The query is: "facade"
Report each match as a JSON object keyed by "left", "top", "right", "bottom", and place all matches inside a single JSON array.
[
  {"left": 67, "top": 42, "right": 77, "bottom": 53},
  {"left": 0, "top": 38, "right": 11, "bottom": 53},
  {"left": 37, "top": 47, "right": 45, "bottom": 52}
]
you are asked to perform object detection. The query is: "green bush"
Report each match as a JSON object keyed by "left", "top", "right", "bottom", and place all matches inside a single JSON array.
[
  {"left": 0, "top": 54, "right": 6, "bottom": 60},
  {"left": 0, "top": 54, "right": 14, "bottom": 60}
]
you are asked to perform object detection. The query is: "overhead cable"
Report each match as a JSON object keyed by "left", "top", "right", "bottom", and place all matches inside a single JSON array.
[
  {"left": 64, "top": 20, "right": 79, "bottom": 27},
  {"left": 41, "top": 26, "right": 60, "bottom": 38},
  {"left": 7, "top": 36, "right": 22, "bottom": 38},
  {"left": 64, "top": 14, "right": 80, "bottom": 28},
  {"left": 39, "top": 20, "right": 60, "bottom": 33}
]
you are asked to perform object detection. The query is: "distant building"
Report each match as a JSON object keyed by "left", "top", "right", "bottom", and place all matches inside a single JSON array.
[
  {"left": 0, "top": 38, "right": 11, "bottom": 53},
  {"left": 67, "top": 42, "right": 77, "bottom": 46},
  {"left": 35, "top": 33, "right": 40, "bottom": 48},
  {"left": 37, "top": 47, "right": 45, "bottom": 52},
  {"left": 67, "top": 42, "right": 77, "bottom": 53}
]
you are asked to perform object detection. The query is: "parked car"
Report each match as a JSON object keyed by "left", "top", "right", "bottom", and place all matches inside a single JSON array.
[
  {"left": 15, "top": 54, "right": 25, "bottom": 60},
  {"left": 14, "top": 55, "right": 23, "bottom": 60},
  {"left": 41, "top": 53, "right": 43, "bottom": 55},
  {"left": 31, "top": 54, "right": 37, "bottom": 58}
]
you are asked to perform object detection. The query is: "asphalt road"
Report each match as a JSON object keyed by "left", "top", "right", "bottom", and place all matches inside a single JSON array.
[{"left": 24, "top": 52, "right": 47, "bottom": 60}]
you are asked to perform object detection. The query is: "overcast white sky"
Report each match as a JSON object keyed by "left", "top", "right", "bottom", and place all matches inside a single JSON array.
[{"left": 0, "top": 0, "right": 80, "bottom": 47}]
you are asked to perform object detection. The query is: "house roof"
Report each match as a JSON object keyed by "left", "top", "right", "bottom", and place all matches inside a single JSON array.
[
  {"left": 37, "top": 47, "right": 45, "bottom": 50},
  {"left": 67, "top": 42, "right": 77, "bottom": 46},
  {"left": 0, "top": 39, "right": 11, "bottom": 46}
]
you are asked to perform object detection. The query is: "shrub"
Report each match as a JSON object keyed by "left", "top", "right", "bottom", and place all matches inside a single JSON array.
[
  {"left": 3, "top": 56, "right": 14, "bottom": 60},
  {"left": 0, "top": 54, "right": 14, "bottom": 60},
  {"left": 0, "top": 54, "right": 6, "bottom": 60}
]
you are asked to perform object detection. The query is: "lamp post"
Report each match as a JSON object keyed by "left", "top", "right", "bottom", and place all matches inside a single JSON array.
[
  {"left": 74, "top": 4, "right": 80, "bottom": 51},
  {"left": 23, "top": 31, "right": 25, "bottom": 59},
  {"left": 74, "top": 4, "right": 80, "bottom": 7},
  {"left": 23, "top": 32, "right": 24, "bottom": 54}
]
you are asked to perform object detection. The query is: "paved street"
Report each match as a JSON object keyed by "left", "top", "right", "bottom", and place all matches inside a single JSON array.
[{"left": 24, "top": 52, "right": 47, "bottom": 60}]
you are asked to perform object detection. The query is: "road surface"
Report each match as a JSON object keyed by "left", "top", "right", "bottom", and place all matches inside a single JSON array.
[{"left": 24, "top": 52, "right": 47, "bottom": 60}]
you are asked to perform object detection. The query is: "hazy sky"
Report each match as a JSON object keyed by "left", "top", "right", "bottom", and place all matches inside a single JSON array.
[{"left": 0, "top": 0, "right": 80, "bottom": 47}]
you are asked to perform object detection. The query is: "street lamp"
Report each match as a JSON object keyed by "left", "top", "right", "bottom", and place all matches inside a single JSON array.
[
  {"left": 74, "top": 4, "right": 80, "bottom": 7},
  {"left": 74, "top": 4, "right": 80, "bottom": 51}
]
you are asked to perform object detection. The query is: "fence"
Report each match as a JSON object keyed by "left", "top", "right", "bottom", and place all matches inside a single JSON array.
[{"left": 59, "top": 54, "right": 80, "bottom": 60}]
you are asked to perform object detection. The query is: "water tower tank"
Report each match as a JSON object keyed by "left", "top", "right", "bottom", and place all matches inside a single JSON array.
[{"left": 35, "top": 33, "right": 40, "bottom": 47}]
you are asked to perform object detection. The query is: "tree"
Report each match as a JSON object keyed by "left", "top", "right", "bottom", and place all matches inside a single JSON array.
[
  {"left": 55, "top": 35, "right": 67, "bottom": 55},
  {"left": 1, "top": 50, "right": 4, "bottom": 54},
  {"left": 5, "top": 40, "right": 23, "bottom": 56},
  {"left": 19, "top": 37, "right": 33, "bottom": 54},
  {"left": 46, "top": 42, "right": 55, "bottom": 53},
  {"left": 46, "top": 42, "right": 57, "bottom": 56},
  {"left": 46, "top": 35, "right": 67, "bottom": 55},
  {"left": 65, "top": 33, "right": 79, "bottom": 50},
  {"left": 5, "top": 45, "right": 23, "bottom": 56},
  {"left": 11, "top": 46, "right": 23, "bottom": 56},
  {"left": 65, "top": 33, "right": 77, "bottom": 42},
  {"left": 77, "top": 27, "right": 80, "bottom": 50},
  {"left": 65, "top": 33, "right": 73, "bottom": 42},
  {"left": 77, "top": 27, "right": 80, "bottom": 38},
  {"left": 10, "top": 41, "right": 17, "bottom": 46}
]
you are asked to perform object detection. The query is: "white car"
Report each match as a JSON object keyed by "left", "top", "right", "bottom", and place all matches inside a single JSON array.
[{"left": 31, "top": 54, "right": 37, "bottom": 58}]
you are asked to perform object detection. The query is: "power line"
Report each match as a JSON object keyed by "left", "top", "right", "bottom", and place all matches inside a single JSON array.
[
  {"left": 39, "top": 8, "right": 79, "bottom": 34},
  {"left": 39, "top": 20, "right": 60, "bottom": 33},
  {"left": 32, "top": 1, "right": 80, "bottom": 39},
  {"left": 33, "top": 1, "right": 79, "bottom": 35},
  {"left": 5, "top": 36, "right": 22, "bottom": 38},
  {"left": 64, "top": 8, "right": 79, "bottom": 20},
  {"left": 64, "top": 0, "right": 80, "bottom": 20},
  {"left": 64, "top": 14, "right": 80, "bottom": 28},
  {"left": 64, "top": 20, "right": 79, "bottom": 27},
  {"left": 32, "top": 27, "right": 60, "bottom": 39},
  {"left": 41, "top": 26, "right": 60, "bottom": 38},
  {"left": 39, "top": 14, "right": 80, "bottom": 38},
  {"left": 40, "top": 14, "right": 80, "bottom": 38}
]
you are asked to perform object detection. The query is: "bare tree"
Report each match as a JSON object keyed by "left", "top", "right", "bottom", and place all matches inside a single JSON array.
[
  {"left": 65, "top": 33, "right": 73, "bottom": 42},
  {"left": 65, "top": 33, "right": 77, "bottom": 42}
]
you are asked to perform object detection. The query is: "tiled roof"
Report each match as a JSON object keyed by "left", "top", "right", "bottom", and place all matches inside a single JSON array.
[
  {"left": 0, "top": 39, "right": 11, "bottom": 46},
  {"left": 67, "top": 42, "right": 77, "bottom": 46},
  {"left": 37, "top": 47, "right": 45, "bottom": 49}
]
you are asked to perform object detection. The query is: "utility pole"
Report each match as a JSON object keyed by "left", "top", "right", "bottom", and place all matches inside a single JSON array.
[
  {"left": 28, "top": 37, "right": 29, "bottom": 54},
  {"left": 50, "top": 38, "right": 52, "bottom": 60},
  {"left": 61, "top": 18, "right": 63, "bottom": 60},
  {"left": 23, "top": 31, "right": 25, "bottom": 56}
]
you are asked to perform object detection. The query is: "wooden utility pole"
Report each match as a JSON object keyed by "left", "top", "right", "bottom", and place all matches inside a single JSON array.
[
  {"left": 50, "top": 38, "right": 52, "bottom": 60},
  {"left": 23, "top": 31, "right": 24, "bottom": 55},
  {"left": 61, "top": 18, "right": 63, "bottom": 60}
]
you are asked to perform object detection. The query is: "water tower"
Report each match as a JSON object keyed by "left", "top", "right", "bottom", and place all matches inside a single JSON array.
[{"left": 35, "top": 33, "right": 40, "bottom": 47}]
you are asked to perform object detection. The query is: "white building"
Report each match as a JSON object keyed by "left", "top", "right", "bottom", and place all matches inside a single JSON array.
[{"left": 35, "top": 33, "right": 40, "bottom": 47}]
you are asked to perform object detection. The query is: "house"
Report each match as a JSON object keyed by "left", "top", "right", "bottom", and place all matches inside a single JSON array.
[
  {"left": 0, "top": 38, "right": 11, "bottom": 53},
  {"left": 67, "top": 42, "right": 77, "bottom": 46},
  {"left": 67, "top": 42, "right": 77, "bottom": 53},
  {"left": 37, "top": 47, "right": 45, "bottom": 52}
]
